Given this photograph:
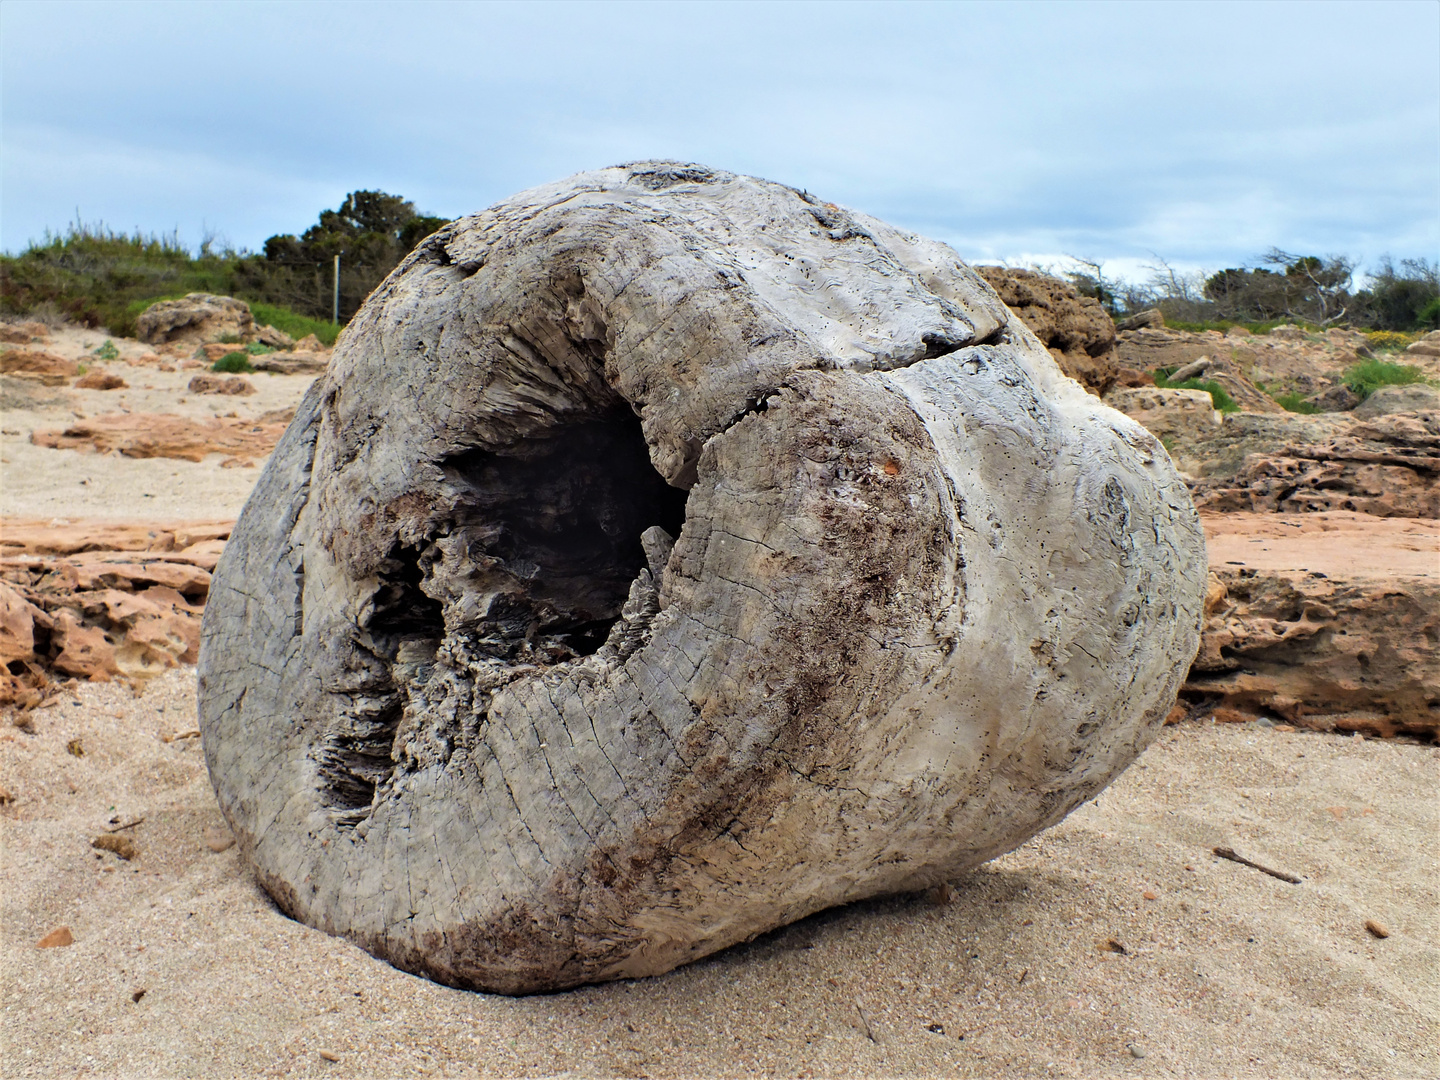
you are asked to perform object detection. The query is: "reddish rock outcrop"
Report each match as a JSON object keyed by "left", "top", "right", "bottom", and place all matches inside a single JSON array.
[
  {"left": 74, "top": 372, "right": 127, "bottom": 390},
  {"left": 0, "top": 322, "right": 52, "bottom": 345},
  {"left": 974, "top": 267, "right": 1119, "bottom": 394},
  {"left": 250, "top": 352, "right": 329, "bottom": 375},
  {"left": 1116, "top": 324, "right": 1440, "bottom": 402},
  {"left": 1, "top": 350, "right": 79, "bottom": 385},
  {"left": 1108, "top": 386, "right": 1222, "bottom": 448},
  {"left": 30, "top": 413, "right": 289, "bottom": 463},
  {"left": 254, "top": 325, "right": 295, "bottom": 349},
  {"left": 198, "top": 343, "right": 247, "bottom": 362},
  {"left": 1184, "top": 512, "right": 1438, "bottom": 740},
  {"left": 1192, "top": 411, "right": 1439, "bottom": 518},
  {"left": 1304, "top": 384, "right": 1361, "bottom": 413},
  {"left": 1161, "top": 354, "right": 1283, "bottom": 413},
  {"left": 0, "top": 520, "right": 232, "bottom": 707},
  {"left": 0, "top": 520, "right": 230, "bottom": 558},
  {"left": 1405, "top": 330, "right": 1440, "bottom": 358},
  {"left": 1353, "top": 384, "right": 1440, "bottom": 418}
]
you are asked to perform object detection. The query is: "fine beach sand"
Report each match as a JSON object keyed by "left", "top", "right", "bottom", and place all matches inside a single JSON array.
[
  {"left": 2, "top": 672, "right": 1436, "bottom": 1079},
  {"left": 1, "top": 328, "right": 314, "bottom": 523},
  {"left": 3, "top": 332, "right": 1438, "bottom": 1078}
]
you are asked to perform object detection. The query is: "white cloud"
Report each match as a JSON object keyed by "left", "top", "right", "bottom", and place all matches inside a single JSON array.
[{"left": 2, "top": 0, "right": 1436, "bottom": 276}]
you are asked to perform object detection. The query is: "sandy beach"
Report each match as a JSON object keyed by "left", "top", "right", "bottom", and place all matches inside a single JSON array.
[
  {"left": 2, "top": 669, "right": 1436, "bottom": 1078},
  {"left": 1, "top": 327, "right": 313, "bottom": 522}
]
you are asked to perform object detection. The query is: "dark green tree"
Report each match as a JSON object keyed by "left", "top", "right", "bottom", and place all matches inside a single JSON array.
[
  {"left": 1353, "top": 256, "right": 1440, "bottom": 330},
  {"left": 235, "top": 191, "right": 448, "bottom": 322}
]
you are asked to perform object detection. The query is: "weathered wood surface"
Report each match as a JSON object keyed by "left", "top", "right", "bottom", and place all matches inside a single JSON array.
[{"left": 198, "top": 163, "right": 1205, "bottom": 994}]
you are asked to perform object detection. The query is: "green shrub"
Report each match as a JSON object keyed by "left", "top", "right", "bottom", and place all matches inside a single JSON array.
[
  {"left": 212, "top": 352, "right": 253, "bottom": 374},
  {"left": 1360, "top": 329, "right": 1414, "bottom": 352},
  {"left": 0, "top": 196, "right": 433, "bottom": 339},
  {"left": 1273, "top": 392, "right": 1319, "bottom": 414},
  {"left": 244, "top": 342, "right": 276, "bottom": 355},
  {"left": 1418, "top": 296, "right": 1440, "bottom": 330},
  {"left": 92, "top": 339, "right": 119, "bottom": 360},
  {"left": 1342, "top": 359, "right": 1427, "bottom": 400},
  {"left": 1154, "top": 371, "right": 1239, "bottom": 412},
  {"left": 1353, "top": 256, "right": 1439, "bottom": 330},
  {"left": 0, "top": 223, "right": 234, "bottom": 335},
  {"left": 248, "top": 302, "right": 339, "bottom": 346}
]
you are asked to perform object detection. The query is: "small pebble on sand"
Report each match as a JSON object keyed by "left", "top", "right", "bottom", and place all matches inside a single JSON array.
[
  {"left": 92, "top": 834, "right": 137, "bottom": 860},
  {"left": 36, "top": 926, "right": 74, "bottom": 948},
  {"left": 1365, "top": 920, "right": 1390, "bottom": 939}
]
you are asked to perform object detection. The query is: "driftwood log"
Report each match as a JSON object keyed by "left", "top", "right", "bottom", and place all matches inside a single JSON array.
[{"left": 198, "top": 163, "right": 1205, "bottom": 994}]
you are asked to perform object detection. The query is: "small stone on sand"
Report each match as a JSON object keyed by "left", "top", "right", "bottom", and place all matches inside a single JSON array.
[
  {"left": 1365, "top": 920, "right": 1390, "bottom": 939},
  {"left": 92, "top": 834, "right": 136, "bottom": 860},
  {"left": 37, "top": 926, "right": 74, "bottom": 948}
]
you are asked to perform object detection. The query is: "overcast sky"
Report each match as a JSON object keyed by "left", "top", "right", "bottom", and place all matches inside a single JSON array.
[{"left": 2, "top": 0, "right": 1436, "bottom": 284}]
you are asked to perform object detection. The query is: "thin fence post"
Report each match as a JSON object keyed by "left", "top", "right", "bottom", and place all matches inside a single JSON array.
[{"left": 333, "top": 254, "right": 341, "bottom": 325}]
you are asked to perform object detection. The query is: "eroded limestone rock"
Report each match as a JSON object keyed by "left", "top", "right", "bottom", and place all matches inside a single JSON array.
[
  {"left": 135, "top": 294, "right": 255, "bottom": 346},
  {"left": 1186, "top": 513, "right": 1438, "bottom": 740},
  {"left": 973, "top": 266, "right": 1120, "bottom": 394},
  {"left": 31, "top": 412, "right": 289, "bottom": 463}
]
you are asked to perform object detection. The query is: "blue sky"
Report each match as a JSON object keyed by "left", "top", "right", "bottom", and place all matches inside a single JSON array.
[{"left": 2, "top": 0, "right": 1436, "bottom": 285}]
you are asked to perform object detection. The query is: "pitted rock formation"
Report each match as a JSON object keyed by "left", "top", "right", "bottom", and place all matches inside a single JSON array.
[
  {"left": 135, "top": 294, "right": 255, "bottom": 346},
  {"left": 1107, "top": 386, "right": 1223, "bottom": 451},
  {"left": 198, "top": 163, "right": 1206, "bottom": 994},
  {"left": 0, "top": 520, "right": 230, "bottom": 708},
  {"left": 1187, "top": 513, "right": 1438, "bottom": 740},
  {"left": 1193, "top": 411, "right": 1440, "bottom": 518},
  {"left": 973, "top": 266, "right": 1120, "bottom": 394}
]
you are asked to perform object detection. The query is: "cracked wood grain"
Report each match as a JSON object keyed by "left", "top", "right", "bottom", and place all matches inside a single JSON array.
[{"left": 198, "top": 162, "right": 1205, "bottom": 994}]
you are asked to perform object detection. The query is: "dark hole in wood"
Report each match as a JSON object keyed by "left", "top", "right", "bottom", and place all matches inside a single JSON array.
[
  {"left": 319, "top": 414, "right": 686, "bottom": 825},
  {"left": 440, "top": 419, "right": 688, "bottom": 658}
]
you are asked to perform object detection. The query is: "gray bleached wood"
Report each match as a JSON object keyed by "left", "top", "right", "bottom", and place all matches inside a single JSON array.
[{"left": 198, "top": 163, "right": 1205, "bottom": 994}]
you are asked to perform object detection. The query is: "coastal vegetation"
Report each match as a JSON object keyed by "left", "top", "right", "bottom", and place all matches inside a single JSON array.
[
  {"left": 3, "top": 194, "right": 1436, "bottom": 345},
  {"left": 0, "top": 190, "right": 446, "bottom": 339}
]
